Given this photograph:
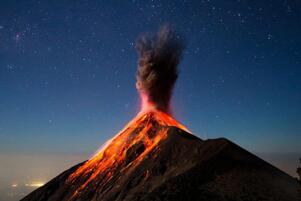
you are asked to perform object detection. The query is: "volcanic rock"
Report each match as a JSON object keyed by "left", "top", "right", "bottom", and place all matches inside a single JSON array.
[{"left": 21, "top": 110, "right": 301, "bottom": 201}]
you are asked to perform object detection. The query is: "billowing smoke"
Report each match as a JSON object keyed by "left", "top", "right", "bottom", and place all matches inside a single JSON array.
[{"left": 136, "top": 25, "right": 185, "bottom": 113}]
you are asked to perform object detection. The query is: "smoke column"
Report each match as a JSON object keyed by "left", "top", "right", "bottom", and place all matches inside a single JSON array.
[{"left": 136, "top": 25, "right": 185, "bottom": 114}]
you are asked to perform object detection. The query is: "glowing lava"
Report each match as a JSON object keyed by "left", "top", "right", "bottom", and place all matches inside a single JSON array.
[{"left": 66, "top": 109, "right": 188, "bottom": 199}]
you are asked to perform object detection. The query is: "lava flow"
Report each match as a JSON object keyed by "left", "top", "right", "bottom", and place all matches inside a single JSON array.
[{"left": 66, "top": 109, "right": 189, "bottom": 199}]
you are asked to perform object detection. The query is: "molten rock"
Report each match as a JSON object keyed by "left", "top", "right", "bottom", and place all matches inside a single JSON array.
[{"left": 22, "top": 110, "right": 300, "bottom": 201}]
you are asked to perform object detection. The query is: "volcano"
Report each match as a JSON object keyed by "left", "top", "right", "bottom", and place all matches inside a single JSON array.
[
  {"left": 22, "top": 26, "right": 300, "bottom": 201},
  {"left": 22, "top": 109, "right": 300, "bottom": 201}
]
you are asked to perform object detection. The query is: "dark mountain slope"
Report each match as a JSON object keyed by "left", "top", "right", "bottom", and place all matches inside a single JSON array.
[{"left": 22, "top": 111, "right": 301, "bottom": 201}]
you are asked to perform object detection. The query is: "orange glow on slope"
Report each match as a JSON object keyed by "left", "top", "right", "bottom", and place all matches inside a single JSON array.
[{"left": 67, "top": 109, "right": 189, "bottom": 198}]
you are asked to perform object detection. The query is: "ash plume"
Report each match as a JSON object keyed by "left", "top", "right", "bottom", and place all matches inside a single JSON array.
[{"left": 136, "top": 25, "right": 185, "bottom": 113}]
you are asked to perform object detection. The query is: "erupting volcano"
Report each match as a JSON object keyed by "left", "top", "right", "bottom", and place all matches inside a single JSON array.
[{"left": 22, "top": 27, "right": 300, "bottom": 201}]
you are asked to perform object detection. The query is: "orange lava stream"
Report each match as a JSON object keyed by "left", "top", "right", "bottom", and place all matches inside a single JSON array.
[{"left": 67, "top": 109, "right": 188, "bottom": 198}]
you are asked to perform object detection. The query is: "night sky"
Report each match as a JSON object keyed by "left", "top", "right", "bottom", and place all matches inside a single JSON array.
[{"left": 0, "top": 0, "right": 300, "bottom": 200}]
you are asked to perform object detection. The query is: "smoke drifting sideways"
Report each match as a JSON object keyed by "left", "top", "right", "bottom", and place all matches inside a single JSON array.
[{"left": 135, "top": 25, "right": 185, "bottom": 114}]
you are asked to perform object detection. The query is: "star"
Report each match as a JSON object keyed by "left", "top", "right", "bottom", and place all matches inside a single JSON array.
[{"left": 14, "top": 33, "right": 22, "bottom": 42}]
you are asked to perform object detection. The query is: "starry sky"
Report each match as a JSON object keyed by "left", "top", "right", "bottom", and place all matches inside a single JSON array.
[{"left": 0, "top": 1, "right": 300, "bottom": 199}]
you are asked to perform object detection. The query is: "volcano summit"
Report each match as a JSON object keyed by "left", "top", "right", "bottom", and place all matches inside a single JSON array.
[{"left": 22, "top": 27, "right": 300, "bottom": 201}]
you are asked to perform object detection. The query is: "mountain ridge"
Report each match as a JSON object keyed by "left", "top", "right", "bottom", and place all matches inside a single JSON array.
[{"left": 21, "top": 110, "right": 301, "bottom": 201}]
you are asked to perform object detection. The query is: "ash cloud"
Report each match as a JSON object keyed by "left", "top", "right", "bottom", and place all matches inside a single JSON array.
[{"left": 135, "top": 25, "right": 185, "bottom": 113}]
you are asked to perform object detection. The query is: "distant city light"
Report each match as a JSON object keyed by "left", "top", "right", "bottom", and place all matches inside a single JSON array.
[
  {"left": 25, "top": 182, "right": 45, "bottom": 187},
  {"left": 11, "top": 184, "right": 18, "bottom": 187}
]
